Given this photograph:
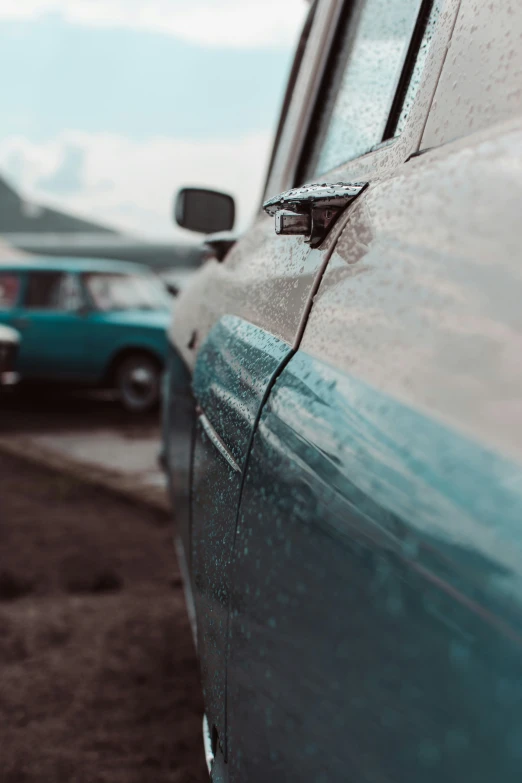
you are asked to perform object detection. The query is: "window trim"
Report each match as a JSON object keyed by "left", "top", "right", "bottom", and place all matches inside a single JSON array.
[
  {"left": 261, "top": 0, "right": 318, "bottom": 201},
  {"left": 263, "top": 0, "right": 345, "bottom": 203},
  {"left": 296, "top": 0, "right": 359, "bottom": 184},
  {"left": 262, "top": 0, "right": 458, "bottom": 203}
]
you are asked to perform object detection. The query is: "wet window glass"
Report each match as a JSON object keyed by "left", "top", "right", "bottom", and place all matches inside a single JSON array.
[
  {"left": 0, "top": 273, "right": 21, "bottom": 310},
  {"left": 309, "top": 0, "right": 424, "bottom": 176}
]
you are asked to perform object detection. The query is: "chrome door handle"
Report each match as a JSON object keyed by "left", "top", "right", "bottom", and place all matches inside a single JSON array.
[{"left": 263, "top": 181, "right": 368, "bottom": 248}]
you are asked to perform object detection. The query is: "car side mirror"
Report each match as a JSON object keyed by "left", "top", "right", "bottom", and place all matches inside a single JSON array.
[{"left": 174, "top": 188, "right": 235, "bottom": 234}]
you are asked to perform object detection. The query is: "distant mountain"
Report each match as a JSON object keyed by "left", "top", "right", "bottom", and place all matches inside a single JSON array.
[
  {"left": 0, "top": 174, "right": 116, "bottom": 235},
  {"left": 0, "top": 174, "right": 203, "bottom": 269}
]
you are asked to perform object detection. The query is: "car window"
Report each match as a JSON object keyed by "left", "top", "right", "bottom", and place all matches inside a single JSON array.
[
  {"left": 0, "top": 272, "right": 21, "bottom": 310},
  {"left": 82, "top": 272, "right": 170, "bottom": 312},
  {"left": 303, "top": 0, "right": 433, "bottom": 178},
  {"left": 25, "top": 271, "right": 81, "bottom": 311}
]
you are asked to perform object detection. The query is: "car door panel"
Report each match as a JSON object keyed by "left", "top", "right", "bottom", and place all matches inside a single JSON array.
[
  {"left": 190, "top": 315, "right": 293, "bottom": 751},
  {"left": 300, "top": 119, "right": 522, "bottom": 462},
  {"left": 226, "top": 121, "right": 522, "bottom": 781},
  {"left": 16, "top": 311, "right": 88, "bottom": 379},
  {"left": 167, "top": 0, "right": 458, "bottom": 597},
  {"left": 169, "top": 212, "right": 343, "bottom": 371},
  {"left": 167, "top": 191, "right": 355, "bottom": 766},
  {"left": 165, "top": 0, "right": 464, "bottom": 772},
  {"left": 227, "top": 350, "right": 522, "bottom": 783},
  {"left": 193, "top": 316, "right": 293, "bottom": 464},
  {"left": 12, "top": 271, "right": 89, "bottom": 380}
]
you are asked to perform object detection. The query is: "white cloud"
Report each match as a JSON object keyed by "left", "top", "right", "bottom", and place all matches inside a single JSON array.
[
  {"left": 0, "top": 0, "right": 308, "bottom": 48},
  {"left": 0, "top": 131, "right": 273, "bottom": 239}
]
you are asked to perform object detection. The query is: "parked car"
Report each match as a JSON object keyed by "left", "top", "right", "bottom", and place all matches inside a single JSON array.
[
  {"left": 0, "top": 257, "right": 171, "bottom": 411},
  {"left": 163, "top": 1, "right": 522, "bottom": 781},
  {"left": 0, "top": 323, "right": 20, "bottom": 386}
]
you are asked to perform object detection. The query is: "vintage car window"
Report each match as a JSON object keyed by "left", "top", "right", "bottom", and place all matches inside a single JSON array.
[
  {"left": 306, "top": 0, "right": 425, "bottom": 177},
  {"left": 24, "top": 271, "right": 77, "bottom": 311},
  {"left": 83, "top": 272, "right": 170, "bottom": 312},
  {"left": 56, "top": 273, "right": 84, "bottom": 311},
  {"left": 0, "top": 273, "right": 21, "bottom": 310}
]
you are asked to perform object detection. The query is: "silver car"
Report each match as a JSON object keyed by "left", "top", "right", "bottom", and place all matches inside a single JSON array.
[{"left": 164, "top": 1, "right": 522, "bottom": 781}]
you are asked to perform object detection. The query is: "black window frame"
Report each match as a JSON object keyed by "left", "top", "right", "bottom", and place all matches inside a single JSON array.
[
  {"left": 296, "top": 0, "right": 435, "bottom": 183},
  {"left": 382, "top": 0, "right": 436, "bottom": 140}
]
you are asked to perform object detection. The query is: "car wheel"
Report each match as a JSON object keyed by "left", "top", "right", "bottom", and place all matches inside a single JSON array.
[{"left": 116, "top": 353, "right": 161, "bottom": 413}]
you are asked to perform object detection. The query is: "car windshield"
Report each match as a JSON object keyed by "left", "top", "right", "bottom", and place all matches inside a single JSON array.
[{"left": 83, "top": 272, "right": 170, "bottom": 312}]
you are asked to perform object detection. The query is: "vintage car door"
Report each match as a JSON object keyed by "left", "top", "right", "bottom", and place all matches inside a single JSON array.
[
  {"left": 222, "top": 0, "right": 484, "bottom": 780},
  {"left": 15, "top": 270, "right": 88, "bottom": 379},
  {"left": 228, "top": 149, "right": 522, "bottom": 783},
  {"left": 167, "top": 0, "right": 350, "bottom": 759},
  {"left": 226, "top": 2, "right": 522, "bottom": 783},
  {"left": 168, "top": 0, "right": 457, "bottom": 771}
]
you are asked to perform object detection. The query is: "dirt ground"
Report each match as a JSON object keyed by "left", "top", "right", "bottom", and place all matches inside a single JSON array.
[{"left": 0, "top": 451, "right": 208, "bottom": 783}]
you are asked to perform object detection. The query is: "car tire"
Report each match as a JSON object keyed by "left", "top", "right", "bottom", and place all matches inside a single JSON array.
[{"left": 115, "top": 353, "right": 161, "bottom": 413}]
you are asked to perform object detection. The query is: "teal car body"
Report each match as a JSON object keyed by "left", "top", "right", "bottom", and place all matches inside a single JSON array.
[
  {"left": 166, "top": 316, "right": 522, "bottom": 783},
  {"left": 162, "top": 0, "right": 522, "bottom": 780},
  {"left": 0, "top": 257, "right": 170, "bottom": 386}
]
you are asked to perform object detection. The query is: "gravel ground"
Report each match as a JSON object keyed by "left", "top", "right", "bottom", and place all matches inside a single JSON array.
[{"left": 0, "top": 451, "right": 208, "bottom": 783}]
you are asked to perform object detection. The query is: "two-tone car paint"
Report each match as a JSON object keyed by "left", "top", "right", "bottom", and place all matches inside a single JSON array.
[{"left": 164, "top": 0, "right": 522, "bottom": 780}]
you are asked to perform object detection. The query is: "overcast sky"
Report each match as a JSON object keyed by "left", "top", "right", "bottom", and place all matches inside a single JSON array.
[{"left": 0, "top": 0, "right": 307, "bottom": 239}]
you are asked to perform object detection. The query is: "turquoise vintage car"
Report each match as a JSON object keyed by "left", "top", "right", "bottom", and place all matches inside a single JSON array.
[{"left": 0, "top": 257, "right": 171, "bottom": 411}]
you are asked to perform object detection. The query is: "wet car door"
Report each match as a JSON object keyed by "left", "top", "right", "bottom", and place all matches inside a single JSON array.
[
  {"left": 225, "top": 1, "right": 471, "bottom": 781},
  {"left": 174, "top": 0, "right": 364, "bottom": 760}
]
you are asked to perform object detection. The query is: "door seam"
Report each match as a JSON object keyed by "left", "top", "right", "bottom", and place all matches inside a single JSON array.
[{"left": 221, "top": 195, "right": 355, "bottom": 759}]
